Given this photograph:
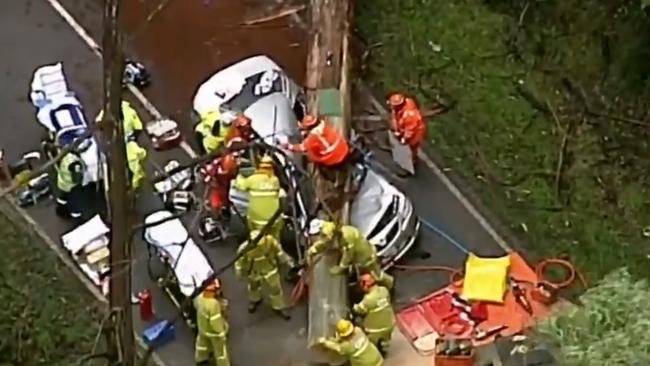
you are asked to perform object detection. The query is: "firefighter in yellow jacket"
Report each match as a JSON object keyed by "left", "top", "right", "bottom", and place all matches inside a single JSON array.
[
  {"left": 95, "top": 100, "right": 144, "bottom": 140},
  {"left": 353, "top": 274, "right": 395, "bottom": 354},
  {"left": 306, "top": 219, "right": 394, "bottom": 289},
  {"left": 235, "top": 230, "right": 296, "bottom": 319},
  {"left": 126, "top": 136, "right": 147, "bottom": 190},
  {"left": 318, "top": 319, "right": 384, "bottom": 366},
  {"left": 194, "top": 109, "right": 231, "bottom": 154},
  {"left": 194, "top": 279, "right": 230, "bottom": 366},
  {"left": 233, "top": 155, "right": 285, "bottom": 239}
]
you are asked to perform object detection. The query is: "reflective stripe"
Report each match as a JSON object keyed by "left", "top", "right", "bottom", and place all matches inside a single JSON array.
[
  {"left": 249, "top": 189, "right": 278, "bottom": 197},
  {"left": 195, "top": 345, "right": 209, "bottom": 351},
  {"left": 365, "top": 325, "right": 393, "bottom": 334},
  {"left": 210, "top": 313, "right": 222, "bottom": 321},
  {"left": 315, "top": 134, "right": 342, "bottom": 155},
  {"left": 204, "top": 331, "right": 227, "bottom": 338},
  {"left": 263, "top": 268, "right": 279, "bottom": 278},
  {"left": 351, "top": 337, "right": 370, "bottom": 358},
  {"left": 56, "top": 198, "right": 67, "bottom": 204},
  {"left": 369, "top": 300, "right": 390, "bottom": 313}
]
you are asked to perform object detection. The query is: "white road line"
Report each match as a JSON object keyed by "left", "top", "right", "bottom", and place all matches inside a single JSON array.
[{"left": 46, "top": 0, "right": 198, "bottom": 159}]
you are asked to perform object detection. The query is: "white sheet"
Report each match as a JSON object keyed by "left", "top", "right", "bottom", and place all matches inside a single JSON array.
[
  {"left": 61, "top": 214, "right": 110, "bottom": 254},
  {"left": 143, "top": 211, "right": 214, "bottom": 297},
  {"left": 30, "top": 63, "right": 70, "bottom": 107}
]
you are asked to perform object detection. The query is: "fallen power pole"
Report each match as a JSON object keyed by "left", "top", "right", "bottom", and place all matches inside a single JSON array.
[
  {"left": 305, "top": 0, "right": 354, "bottom": 364},
  {"left": 102, "top": 0, "right": 135, "bottom": 364}
]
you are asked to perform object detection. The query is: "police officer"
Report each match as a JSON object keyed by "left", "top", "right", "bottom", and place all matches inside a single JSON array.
[
  {"left": 126, "top": 136, "right": 147, "bottom": 191},
  {"left": 195, "top": 109, "right": 231, "bottom": 155},
  {"left": 233, "top": 155, "right": 284, "bottom": 240},
  {"left": 318, "top": 319, "right": 384, "bottom": 366},
  {"left": 234, "top": 230, "right": 296, "bottom": 319},
  {"left": 353, "top": 274, "right": 395, "bottom": 354},
  {"left": 95, "top": 100, "right": 144, "bottom": 140},
  {"left": 55, "top": 150, "right": 85, "bottom": 220},
  {"left": 306, "top": 219, "right": 394, "bottom": 289},
  {"left": 194, "top": 279, "right": 230, "bottom": 366}
]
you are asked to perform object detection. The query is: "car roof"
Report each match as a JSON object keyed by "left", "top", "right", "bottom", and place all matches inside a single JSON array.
[
  {"left": 192, "top": 55, "right": 283, "bottom": 115},
  {"left": 243, "top": 93, "right": 298, "bottom": 144}
]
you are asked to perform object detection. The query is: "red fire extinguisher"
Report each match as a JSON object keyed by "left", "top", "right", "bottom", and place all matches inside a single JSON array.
[{"left": 138, "top": 289, "right": 154, "bottom": 322}]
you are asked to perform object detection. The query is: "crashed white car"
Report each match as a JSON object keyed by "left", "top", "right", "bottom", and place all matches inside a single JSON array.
[
  {"left": 192, "top": 55, "right": 420, "bottom": 266},
  {"left": 29, "top": 62, "right": 104, "bottom": 186}
]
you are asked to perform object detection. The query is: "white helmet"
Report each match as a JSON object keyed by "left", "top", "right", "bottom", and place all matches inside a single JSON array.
[{"left": 308, "top": 219, "right": 325, "bottom": 236}]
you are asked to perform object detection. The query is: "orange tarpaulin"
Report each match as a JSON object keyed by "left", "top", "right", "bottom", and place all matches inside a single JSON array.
[{"left": 396, "top": 252, "right": 552, "bottom": 354}]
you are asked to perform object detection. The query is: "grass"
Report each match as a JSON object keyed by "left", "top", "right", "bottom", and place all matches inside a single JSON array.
[
  {"left": 536, "top": 268, "right": 650, "bottom": 365},
  {"left": 356, "top": 0, "right": 650, "bottom": 283},
  {"left": 0, "top": 210, "right": 103, "bottom": 365}
]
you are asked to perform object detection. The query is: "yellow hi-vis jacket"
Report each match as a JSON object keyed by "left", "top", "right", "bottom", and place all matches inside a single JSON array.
[
  {"left": 95, "top": 101, "right": 144, "bottom": 138},
  {"left": 233, "top": 171, "right": 285, "bottom": 225},
  {"left": 195, "top": 110, "right": 229, "bottom": 153}
]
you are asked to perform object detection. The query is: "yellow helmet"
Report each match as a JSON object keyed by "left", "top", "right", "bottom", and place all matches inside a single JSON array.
[
  {"left": 321, "top": 221, "right": 337, "bottom": 237},
  {"left": 336, "top": 319, "right": 354, "bottom": 338},
  {"left": 258, "top": 155, "right": 274, "bottom": 170}
]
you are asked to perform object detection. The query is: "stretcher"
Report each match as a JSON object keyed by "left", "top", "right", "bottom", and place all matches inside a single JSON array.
[{"left": 143, "top": 210, "right": 214, "bottom": 328}]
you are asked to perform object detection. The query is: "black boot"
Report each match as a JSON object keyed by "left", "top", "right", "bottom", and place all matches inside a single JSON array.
[
  {"left": 275, "top": 308, "right": 291, "bottom": 320},
  {"left": 248, "top": 300, "right": 261, "bottom": 313}
]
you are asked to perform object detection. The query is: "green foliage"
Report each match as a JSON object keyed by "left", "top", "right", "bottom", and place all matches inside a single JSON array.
[
  {"left": 537, "top": 268, "right": 650, "bottom": 365},
  {"left": 357, "top": 0, "right": 650, "bottom": 282},
  {"left": 0, "top": 214, "right": 101, "bottom": 365}
]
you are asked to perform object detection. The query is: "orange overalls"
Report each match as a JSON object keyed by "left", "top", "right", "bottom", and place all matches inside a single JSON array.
[
  {"left": 287, "top": 123, "right": 349, "bottom": 167},
  {"left": 201, "top": 155, "right": 238, "bottom": 213},
  {"left": 391, "top": 98, "right": 426, "bottom": 164}
]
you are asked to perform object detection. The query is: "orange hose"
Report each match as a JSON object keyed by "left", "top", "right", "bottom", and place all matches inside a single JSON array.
[
  {"left": 290, "top": 271, "right": 309, "bottom": 306},
  {"left": 534, "top": 258, "right": 588, "bottom": 289}
]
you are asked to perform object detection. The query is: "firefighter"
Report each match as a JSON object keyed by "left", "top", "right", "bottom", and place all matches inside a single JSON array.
[
  {"left": 95, "top": 100, "right": 144, "bottom": 140},
  {"left": 55, "top": 149, "right": 85, "bottom": 220},
  {"left": 199, "top": 153, "right": 239, "bottom": 219},
  {"left": 353, "top": 274, "right": 395, "bottom": 354},
  {"left": 195, "top": 109, "right": 231, "bottom": 155},
  {"left": 387, "top": 93, "right": 426, "bottom": 170},
  {"left": 318, "top": 319, "right": 384, "bottom": 366},
  {"left": 194, "top": 279, "right": 230, "bottom": 366},
  {"left": 306, "top": 219, "right": 394, "bottom": 289},
  {"left": 225, "top": 114, "right": 254, "bottom": 149},
  {"left": 125, "top": 136, "right": 147, "bottom": 191},
  {"left": 233, "top": 155, "right": 285, "bottom": 239},
  {"left": 235, "top": 230, "right": 296, "bottom": 319},
  {"left": 280, "top": 115, "right": 350, "bottom": 168}
]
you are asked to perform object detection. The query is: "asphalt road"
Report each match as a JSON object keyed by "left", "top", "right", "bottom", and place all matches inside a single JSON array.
[{"left": 1, "top": 1, "right": 508, "bottom": 365}]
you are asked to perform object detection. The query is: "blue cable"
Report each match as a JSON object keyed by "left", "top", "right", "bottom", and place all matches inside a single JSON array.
[{"left": 419, "top": 217, "right": 471, "bottom": 255}]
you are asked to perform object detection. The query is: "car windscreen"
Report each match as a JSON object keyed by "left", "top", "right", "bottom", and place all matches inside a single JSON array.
[{"left": 221, "top": 69, "right": 284, "bottom": 113}]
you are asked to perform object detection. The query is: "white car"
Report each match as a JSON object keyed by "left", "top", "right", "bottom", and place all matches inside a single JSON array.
[
  {"left": 29, "top": 62, "right": 104, "bottom": 186},
  {"left": 192, "top": 55, "right": 420, "bottom": 266}
]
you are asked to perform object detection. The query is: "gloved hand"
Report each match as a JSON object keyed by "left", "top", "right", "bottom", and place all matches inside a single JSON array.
[{"left": 329, "top": 265, "right": 346, "bottom": 275}]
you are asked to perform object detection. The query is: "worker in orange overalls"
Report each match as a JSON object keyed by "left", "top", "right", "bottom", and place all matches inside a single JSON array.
[
  {"left": 387, "top": 93, "right": 426, "bottom": 170},
  {"left": 280, "top": 115, "right": 350, "bottom": 168},
  {"left": 225, "top": 114, "right": 254, "bottom": 148},
  {"left": 199, "top": 153, "right": 239, "bottom": 220}
]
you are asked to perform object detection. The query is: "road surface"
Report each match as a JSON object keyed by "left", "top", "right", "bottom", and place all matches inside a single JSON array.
[{"left": 0, "top": 1, "right": 509, "bottom": 365}]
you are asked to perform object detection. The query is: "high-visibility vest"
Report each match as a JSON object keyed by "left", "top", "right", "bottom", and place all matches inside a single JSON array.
[
  {"left": 326, "top": 327, "right": 383, "bottom": 366},
  {"left": 353, "top": 285, "right": 395, "bottom": 336},
  {"left": 95, "top": 101, "right": 144, "bottom": 138},
  {"left": 57, "top": 152, "right": 84, "bottom": 192},
  {"left": 126, "top": 141, "right": 147, "bottom": 174},
  {"left": 194, "top": 295, "right": 229, "bottom": 339},
  {"left": 290, "top": 123, "right": 349, "bottom": 166},
  {"left": 234, "top": 172, "right": 281, "bottom": 224},
  {"left": 234, "top": 235, "right": 294, "bottom": 278},
  {"left": 195, "top": 110, "right": 228, "bottom": 152}
]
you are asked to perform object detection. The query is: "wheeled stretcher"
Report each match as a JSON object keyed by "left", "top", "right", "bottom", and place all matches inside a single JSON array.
[{"left": 143, "top": 210, "right": 214, "bottom": 328}]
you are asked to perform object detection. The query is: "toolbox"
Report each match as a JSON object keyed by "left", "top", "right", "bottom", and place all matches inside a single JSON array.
[
  {"left": 143, "top": 320, "right": 175, "bottom": 348},
  {"left": 434, "top": 338, "right": 475, "bottom": 366},
  {"left": 145, "top": 118, "right": 182, "bottom": 150}
]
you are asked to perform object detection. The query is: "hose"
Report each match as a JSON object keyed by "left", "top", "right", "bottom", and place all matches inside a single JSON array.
[{"left": 534, "top": 258, "right": 588, "bottom": 289}]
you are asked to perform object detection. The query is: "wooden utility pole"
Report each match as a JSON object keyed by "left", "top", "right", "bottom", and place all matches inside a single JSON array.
[
  {"left": 103, "top": 0, "right": 135, "bottom": 365},
  {"left": 305, "top": 0, "right": 354, "bottom": 364}
]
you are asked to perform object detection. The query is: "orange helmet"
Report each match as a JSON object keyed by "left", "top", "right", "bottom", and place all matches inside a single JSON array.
[
  {"left": 359, "top": 273, "right": 376, "bottom": 290},
  {"left": 234, "top": 114, "right": 251, "bottom": 129},
  {"left": 204, "top": 278, "right": 221, "bottom": 293},
  {"left": 299, "top": 115, "right": 320, "bottom": 130},
  {"left": 220, "top": 153, "right": 238, "bottom": 172},
  {"left": 388, "top": 93, "right": 406, "bottom": 108}
]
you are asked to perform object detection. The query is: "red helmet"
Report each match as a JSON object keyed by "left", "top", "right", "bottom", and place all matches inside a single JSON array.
[
  {"left": 299, "top": 115, "right": 320, "bottom": 130},
  {"left": 388, "top": 93, "right": 406, "bottom": 108},
  {"left": 359, "top": 273, "right": 376, "bottom": 290},
  {"left": 220, "top": 153, "right": 238, "bottom": 172},
  {"left": 234, "top": 114, "right": 252, "bottom": 129}
]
